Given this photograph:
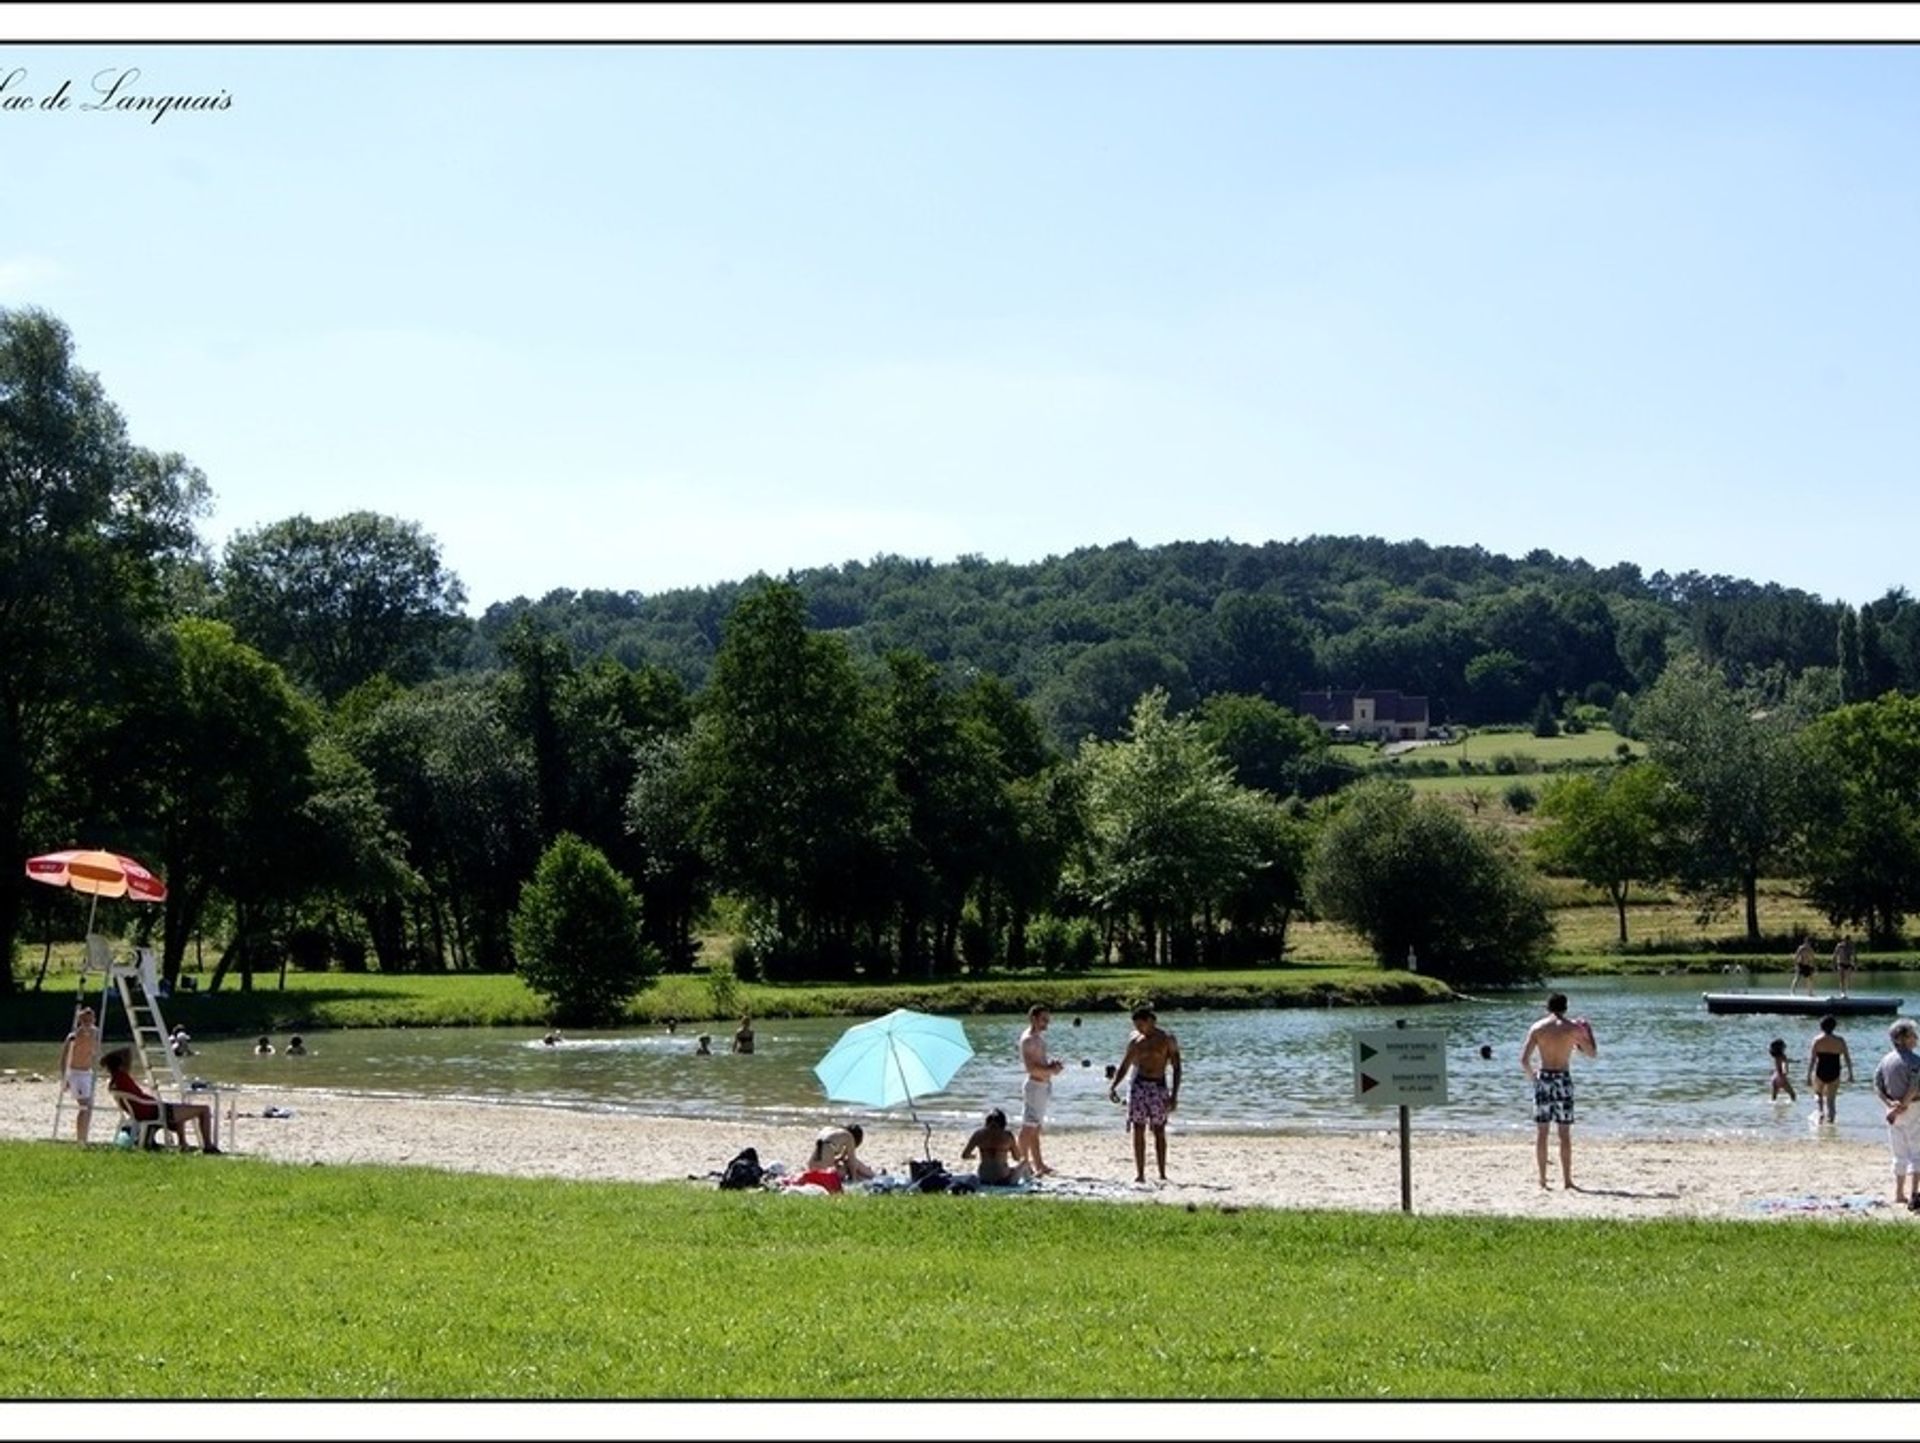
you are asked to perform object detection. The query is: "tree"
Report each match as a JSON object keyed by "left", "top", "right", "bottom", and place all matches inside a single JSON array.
[
  {"left": 1192, "top": 692, "right": 1331, "bottom": 798},
  {"left": 0, "top": 308, "right": 207, "bottom": 993},
  {"left": 687, "top": 582, "right": 893, "bottom": 971},
  {"left": 1837, "top": 606, "right": 1865, "bottom": 703},
  {"left": 1072, "top": 690, "right": 1270, "bottom": 966},
  {"left": 1797, "top": 696, "right": 1920, "bottom": 946},
  {"left": 1530, "top": 692, "right": 1560, "bottom": 738},
  {"left": 1634, "top": 654, "right": 1809, "bottom": 943},
  {"left": 133, "top": 620, "right": 320, "bottom": 987},
  {"left": 1306, "top": 779, "right": 1553, "bottom": 984},
  {"left": 511, "top": 833, "right": 652, "bottom": 1026},
  {"left": 1210, "top": 591, "right": 1315, "bottom": 702},
  {"left": 1038, "top": 639, "right": 1194, "bottom": 750},
  {"left": 220, "top": 511, "right": 468, "bottom": 701},
  {"left": 1532, "top": 761, "right": 1682, "bottom": 947}
]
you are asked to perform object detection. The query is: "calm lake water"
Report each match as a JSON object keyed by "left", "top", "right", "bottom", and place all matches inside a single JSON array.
[{"left": 9, "top": 975, "right": 1914, "bottom": 1146}]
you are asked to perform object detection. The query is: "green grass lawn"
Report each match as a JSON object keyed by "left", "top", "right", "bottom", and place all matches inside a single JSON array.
[{"left": 0, "top": 1141, "right": 1911, "bottom": 1399}]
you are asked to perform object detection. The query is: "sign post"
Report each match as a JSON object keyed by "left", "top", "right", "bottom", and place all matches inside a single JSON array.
[{"left": 1353, "top": 1020, "right": 1448, "bottom": 1213}]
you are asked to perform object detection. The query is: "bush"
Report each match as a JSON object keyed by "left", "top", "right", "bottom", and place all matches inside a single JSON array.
[
  {"left": 511, "top": 834, "right": 654, "bottom": 1027},
  {"left": 1305, "top": 779, "right": 1552, "bottom": 985},
  {"left": 1503, "top": 783, "right": 1538, "bottom": 814},
  {"left": 959, "top": 912, "right": 994, "bottom": 972},
  {"left": 1030, "top": 915, "right": 1101, "bottom": 973},
  {"left": 285, "top": 925, "right": 331, "bottom": 972}
]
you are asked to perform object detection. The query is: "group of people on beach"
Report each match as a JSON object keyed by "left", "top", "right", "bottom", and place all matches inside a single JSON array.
[
  {"left": 1526, "top": 991, "right": 1920, "bottom": 1211},
  {"left": 801, "top": 1003, "right": 1185, "bottom": 1190}
]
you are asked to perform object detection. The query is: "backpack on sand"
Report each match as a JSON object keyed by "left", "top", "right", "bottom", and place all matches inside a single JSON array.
[{"left": 719, "top": 1147, "right": 765, "bottom": 1190}]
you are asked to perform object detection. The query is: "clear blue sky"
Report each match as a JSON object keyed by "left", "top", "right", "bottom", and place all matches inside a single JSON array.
[{"left": 4, "top": 37, "right": 1917, "bottom": 612}]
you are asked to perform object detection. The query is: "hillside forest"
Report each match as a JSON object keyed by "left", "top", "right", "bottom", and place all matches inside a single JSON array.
[{"left": 8, "top": 306, "right": 1920, "bottom": 1011}]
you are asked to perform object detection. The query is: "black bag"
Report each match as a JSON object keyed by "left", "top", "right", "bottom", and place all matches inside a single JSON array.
[
  {"left": 909, "top": 1158, "right": 951, "bottom": 1193},
  {"left": 719, "top": 1147, "right": 764, "bottom": 1190}
]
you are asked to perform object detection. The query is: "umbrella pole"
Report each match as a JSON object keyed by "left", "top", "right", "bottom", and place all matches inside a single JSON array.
[{"left": 893, "top": 1043, "right": 932, "bottom": 1161}]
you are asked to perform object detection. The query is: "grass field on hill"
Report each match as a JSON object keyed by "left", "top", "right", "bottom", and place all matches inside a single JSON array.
[{"left": 0, "top": 1142, "right": 1911, "bottom": 1400}]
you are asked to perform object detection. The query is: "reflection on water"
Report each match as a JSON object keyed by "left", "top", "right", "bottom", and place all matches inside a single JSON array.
[{"left": 4, "top": 974, "right": 1912, "bottom": 1144}]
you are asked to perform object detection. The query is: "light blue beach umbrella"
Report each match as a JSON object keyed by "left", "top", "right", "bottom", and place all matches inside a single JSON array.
[{"left": 813, "top": 1007, "right": 973, "bottom": 1159}]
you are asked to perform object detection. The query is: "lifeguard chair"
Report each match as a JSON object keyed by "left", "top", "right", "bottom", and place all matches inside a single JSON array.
[{"left": 53, "top": 935, "right": 229, "bottom": 1150}]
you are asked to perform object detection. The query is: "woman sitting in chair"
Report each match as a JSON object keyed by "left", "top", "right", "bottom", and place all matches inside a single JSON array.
[{"left": 101, "top": 1048, "right": 220, "bottom": 1154}]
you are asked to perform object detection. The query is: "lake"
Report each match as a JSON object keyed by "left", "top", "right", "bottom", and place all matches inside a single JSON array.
[{"left": 7, "top": 974, "right": 1913, "bottom": 1146}]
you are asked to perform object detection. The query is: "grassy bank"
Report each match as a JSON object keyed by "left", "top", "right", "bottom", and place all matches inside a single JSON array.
[
  {"left": 0, "top": 1141, "right": 1907, "bottom": 1399},
  {"left": 0, "top": 960, "right": 1450, "bottom": 1042}
]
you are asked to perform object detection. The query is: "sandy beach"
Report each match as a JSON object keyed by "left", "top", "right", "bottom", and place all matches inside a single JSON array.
[{"left": 1, "top": 1072, "right": 1908, "bottom": 1223}]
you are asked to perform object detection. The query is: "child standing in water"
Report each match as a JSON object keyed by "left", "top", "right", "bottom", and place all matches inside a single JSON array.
[{"left": 1768, "top": 1038, "right": 1798, "bottom": 1102}]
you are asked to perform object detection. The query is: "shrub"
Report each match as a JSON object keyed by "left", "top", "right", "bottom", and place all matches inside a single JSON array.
[
  {"left": 1503, "top": 783, "right": 1538, "bottom": 814},
  {"left": 511, "top": 834, "right": 654, "bottom": 1027},
  {"left": 1306, "top": 779, "right": 1552, "bottom": 985}
]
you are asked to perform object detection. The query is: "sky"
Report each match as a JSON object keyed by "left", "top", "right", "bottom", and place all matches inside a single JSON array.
[{"left": 4, "top": 10, "right": 1919, "bottom": 615}]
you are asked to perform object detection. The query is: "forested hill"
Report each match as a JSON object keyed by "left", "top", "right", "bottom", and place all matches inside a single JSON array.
[{"left": 469, "top": 535, "right": 1915, "bottom": 745}]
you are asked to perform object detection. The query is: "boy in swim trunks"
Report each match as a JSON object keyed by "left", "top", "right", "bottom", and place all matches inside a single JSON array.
[
  {"left": 57, "top": 1006, "right": 100, "bottom": 1143},
  {"left": 1520, "top": 993, "right": 1597, "bottom": 1190},
  {"left": 1109, "top": 1007, "right": 1181, "bottom": 1183}
]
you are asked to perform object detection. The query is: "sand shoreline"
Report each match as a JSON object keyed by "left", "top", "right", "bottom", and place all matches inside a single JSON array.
[{"left": 3, "top": 1073, "right": 1911, "bottom": 1224}]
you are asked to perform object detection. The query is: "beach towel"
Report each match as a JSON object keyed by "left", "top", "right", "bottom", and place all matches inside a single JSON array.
[{"left": 1746, "top": 1194, "right": 1884, "bottom": 1215}]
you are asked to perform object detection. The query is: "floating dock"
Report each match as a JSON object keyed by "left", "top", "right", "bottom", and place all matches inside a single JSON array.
[{"left": 1701, "top": 992, "right": 1903, "bottom": 1017}]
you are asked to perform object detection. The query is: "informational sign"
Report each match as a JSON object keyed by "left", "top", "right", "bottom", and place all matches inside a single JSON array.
[{"left": 1352, "top": 1028, "right": 1448, "bottom": 1106}]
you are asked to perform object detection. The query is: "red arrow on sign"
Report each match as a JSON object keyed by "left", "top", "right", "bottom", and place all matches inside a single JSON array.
[{"left": 1360, "top": 1073, "right": 1380, "bottom": 1093}]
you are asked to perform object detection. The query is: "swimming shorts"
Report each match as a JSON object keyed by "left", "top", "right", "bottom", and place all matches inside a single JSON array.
[
  {"left": 65, "top": 1069, "right": 94, "bottom": 1105},
  {"left": 1815, "top": 1053, "right": 1843, "bottom": 1083},
  {"left": 1127, "top": 1078, "right": 1172, "bottom": 1129},
  {"left": 1796, "top": 962, "right": 1814, "bottom": 977},
  {"left": 1533, "top": 1068, "right": 1574, "bottom": 1125},
  {"left": 1022, "top": 1078, "right": 1051, "bottom": 1129}
]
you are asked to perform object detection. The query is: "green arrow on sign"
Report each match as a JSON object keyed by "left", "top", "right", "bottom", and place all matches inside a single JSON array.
[{"left": 1359, "top": 1041, "right": 1378, "bottom": 1061}]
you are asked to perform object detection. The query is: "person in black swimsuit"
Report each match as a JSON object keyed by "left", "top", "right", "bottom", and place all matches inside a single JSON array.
[{"left": 1806, "top": 1015, "right": 1854, "bottom": 1125}]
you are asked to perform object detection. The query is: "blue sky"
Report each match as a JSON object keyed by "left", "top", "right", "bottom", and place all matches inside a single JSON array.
[{"left": 3, "top": 33, "right": 1917, "bottom": 612}]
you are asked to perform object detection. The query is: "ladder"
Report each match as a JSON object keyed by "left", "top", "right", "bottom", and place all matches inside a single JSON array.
[{"left": 52, "top": 936, "right": 222, "bottom": 1147}]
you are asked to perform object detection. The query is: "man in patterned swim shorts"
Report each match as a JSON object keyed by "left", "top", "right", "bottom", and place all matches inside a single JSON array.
[
  {"left": 1109, "top": 1007, "right": 1182, "bottom": 1184},
  {"left": 1520, "top": 992, "right": 1598, "bottom": 1190}
]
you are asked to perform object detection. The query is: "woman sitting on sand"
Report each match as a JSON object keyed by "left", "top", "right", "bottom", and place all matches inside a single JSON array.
[{"left": 961, "top": 1108, "right": 1032, "bottom": 1187}]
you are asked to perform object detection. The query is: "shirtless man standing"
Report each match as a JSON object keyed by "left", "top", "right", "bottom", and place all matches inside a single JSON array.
[
  {"left": 1018, "top": 1005, "right": 1065, "bottom": 1177},
  {"left": 57, "top": 1006, "right": 100, "bottom": 1144},
  {"left": 1109, "top": 1007, "right": 1182, "bottom": 1184},
  {"left": 1520, "top": 993, "right": 1597, "bottom": 1190}
]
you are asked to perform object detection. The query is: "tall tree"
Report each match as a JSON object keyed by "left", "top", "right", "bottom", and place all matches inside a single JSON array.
[
  {"left": 1072, "top": 690, "right": 1268, "bottom": 966},
  {"left": 219, "top": 511, "right": 468, "bottom": 701},
  {"left": 0, "top": 309, "right": 207, "bottom": 991},
  {"left": 1797, "top": 696, "right": 1920, "bottom": 946},
  {"left": 134, "top": 620, "right": 319, "bottom": 987},
  {"left": 1633, "top": 653, "right": 1809, "bottom": 943},
  {"left": 688, "top": 581, "right": 893, "bottom": 971}
]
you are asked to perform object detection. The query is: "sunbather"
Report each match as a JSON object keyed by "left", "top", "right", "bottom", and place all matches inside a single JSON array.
[{"left": 961, "top": 1107, "right": 1032, "bottom": 1187}]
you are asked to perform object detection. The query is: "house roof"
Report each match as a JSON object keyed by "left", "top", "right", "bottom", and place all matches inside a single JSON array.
[{"left": 1297, "top": 688, "right": 1430, "bottom": 724}]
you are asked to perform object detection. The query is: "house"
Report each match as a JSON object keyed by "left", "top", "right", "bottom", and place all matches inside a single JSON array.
[{"left": 1297, "top": 688, "right": 1430, "bottom": 741}]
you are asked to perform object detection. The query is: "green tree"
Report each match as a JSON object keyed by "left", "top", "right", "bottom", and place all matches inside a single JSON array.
[
  {"left": 1837, "top": 606, "right": 1865, "bottom": 703},
  {"left": 0, "top": 309, "right": 207, "bottom": 993},
  {"left": 219, "top": 511, "right": 468, "bottom": 701},
  {"left": 1072, "top": 690, "right": 1268, "bottom": 966},
  {"left": 1192, "top": 692, "right": 1330, "bottom": 798},
  {"left": 1532, "top": 761, "right": 1682, "bottom": 948},
  {"left": 1797, "top": 696, "right": 1920, "bottom": 946},
  {"left": 1306, "top": 779, "right": 1553, "bottom": 984},
  {"left": 878, "top": 652, "right": 1005, "bottom": 978},
  {"left": 1530, "top": 692, "right": 1560, "bottom": 738},
  {"left": 1211, "top": 591, "right": 1315, "bottom": 702},
  {"left": 511, "top": 833, "right": 652, "bottom": 1026},
  {"left": 1634, "top": 654, "right": 1809, "bottom": 943},
  {"left": 133, "top": 620, "right": 320, "bottom": 988},
  {"left": 688, "top": 582, "right": 893, "bottom": 972},
  {"left": 623, "top": 731, "right": 710, "bottom": 971}
]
